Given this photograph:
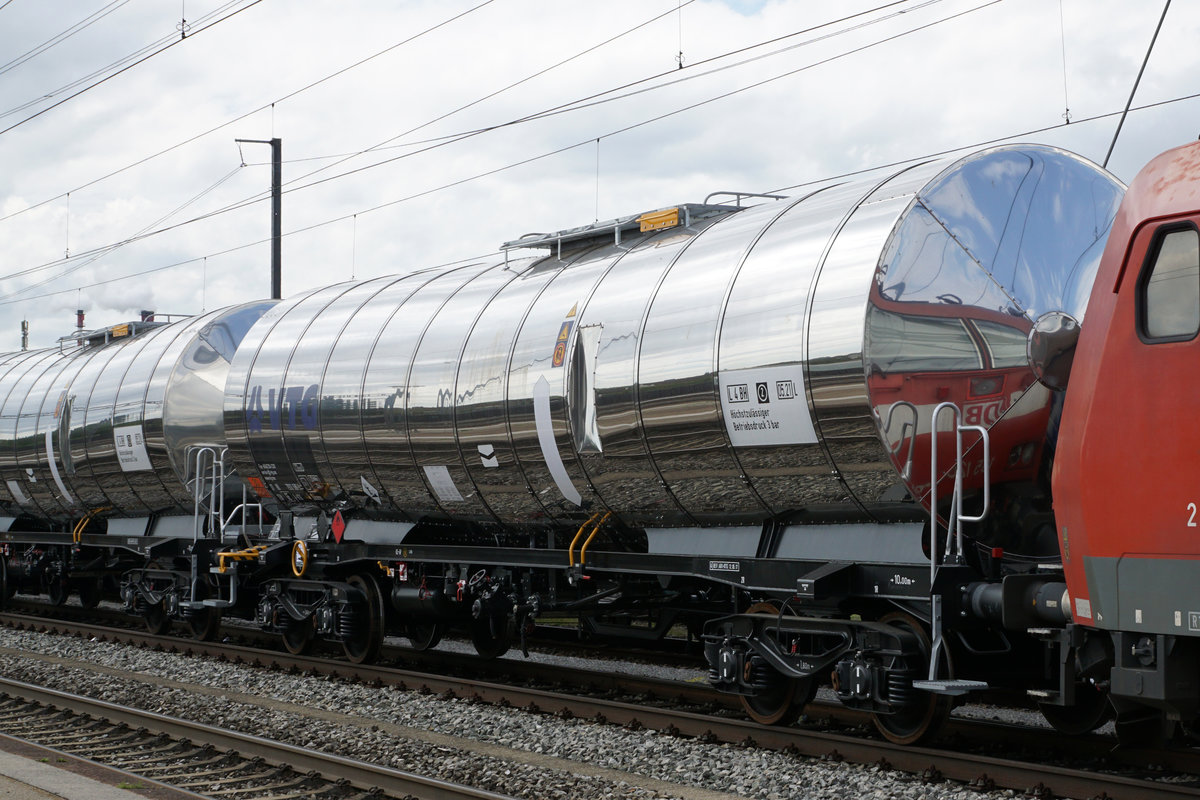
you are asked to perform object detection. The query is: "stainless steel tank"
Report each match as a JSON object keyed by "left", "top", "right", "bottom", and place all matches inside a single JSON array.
[
  {"left": 223, "top": 145, "right": 1123, "bottom": 542},
  {"left": 0, "top": 302, "right": 274, "bottom": 524}
]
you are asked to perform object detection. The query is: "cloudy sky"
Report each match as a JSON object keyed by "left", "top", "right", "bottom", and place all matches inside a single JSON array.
[{"left": 0, "top": 0, "right": 1193, "bottom": 348}]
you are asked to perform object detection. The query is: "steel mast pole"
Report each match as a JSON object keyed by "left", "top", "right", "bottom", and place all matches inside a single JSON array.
[
  {"left": 270, "top": 137, "right": 281, "bottom": 300},
  {"left": 235, "top": 137, "right": 283, "bottom": 299}
]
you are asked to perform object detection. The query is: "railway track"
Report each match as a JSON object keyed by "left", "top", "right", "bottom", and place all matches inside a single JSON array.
[
  {"left": 4, "top": 597, "right": 706, "bottom": 671},
  {"left": 5, "top": 608, "right": 1200, "bottom": 799},
  {"left": 0, "top": 675, "right": 519, "bottom": 800}
]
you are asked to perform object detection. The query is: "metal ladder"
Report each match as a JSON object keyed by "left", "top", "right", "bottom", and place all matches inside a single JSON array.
[
  {"left": 913, "top": 401, "right": 991, "bottom": 696},
  {"left": 188, "top": 446, "right": 226, "bottom": 540},
  {"left": 186, "top": 445, "right": 265, "bottom": 541},
  {"left": 185, "top": 445, "right": 265, "bottom": 610}
]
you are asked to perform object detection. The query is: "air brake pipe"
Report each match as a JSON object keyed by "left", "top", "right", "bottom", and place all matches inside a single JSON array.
[
  {"left": 578, "top": 511, "right": 612, "bottom": 567},
  {"left": 568, "top": 513, "right": 601, "bottom": 568},
  {"left": 72, "top": 506, "right": 111, "bottom": 544}
]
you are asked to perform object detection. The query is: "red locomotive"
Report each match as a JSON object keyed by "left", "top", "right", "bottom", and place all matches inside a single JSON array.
[{"left": 1053, "top": 139, "right": 1200, "bottom": 743}]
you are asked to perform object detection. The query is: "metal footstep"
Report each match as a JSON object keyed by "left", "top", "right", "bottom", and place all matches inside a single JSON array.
[{"left": 912, "top": 679, "right": 989, "bottom": 696}]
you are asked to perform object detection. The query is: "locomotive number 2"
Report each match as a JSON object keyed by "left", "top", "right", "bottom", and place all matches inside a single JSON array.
[{"left": 1189, "top": 502, "right": 1197, "bottom": 528}]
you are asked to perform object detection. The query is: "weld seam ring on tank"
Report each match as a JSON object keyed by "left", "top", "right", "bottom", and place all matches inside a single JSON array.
[
  {"left": 311, "top": 276, "right": 411, "bottom": 509},
  {"left": 368, "top": 263, "right": 493, "bottom": 517},
  {"left": 563, "top": 218, "right": 721, "bottom": 522},
  {"left": 471, "top": 260, "right": 564, "bottom": 522},
  {"left": 339, "top": 274, "right": 432, "bottom": 513},
  {"left": 495, "top": 258, "right": 574, "bottom": 520},
  {"left": 708, "top": 186, "right": 830, "bottom": 521},
  {"left": 264, "top": 281, "right": 384, "bottom": 511},
  {"left": 795, "top": 164, "right": 934, "bottom": 522}
]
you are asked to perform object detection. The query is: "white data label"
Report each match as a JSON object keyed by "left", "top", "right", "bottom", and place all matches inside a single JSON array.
[
  {"left": 423, "top": 465, "right": 464, "bottom": 503},
  {"left": 718, "top": 365, "right": 817, "bottom": 447},
  {"left": 114, "top": 424, "right": 153, "bottom": 472}
]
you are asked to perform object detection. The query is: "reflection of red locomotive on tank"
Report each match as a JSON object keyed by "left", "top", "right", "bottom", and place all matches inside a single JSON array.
[
  {"left": 867, "top": 287, "right": 1051, "bottom": 520},
  {"left": 1, "top": 139, "right": 1199, "bottom": 748}
]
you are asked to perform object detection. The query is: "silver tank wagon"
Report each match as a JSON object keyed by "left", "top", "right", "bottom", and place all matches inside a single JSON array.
[
  {"left": 0, "top": 302, "right": 273, "bottom": 532},
  {"left": 223, "top": 144, "right": 1123, "bottom": 556}
]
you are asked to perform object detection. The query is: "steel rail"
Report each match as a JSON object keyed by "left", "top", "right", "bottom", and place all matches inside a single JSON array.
[
  {"left": 4, "top": 611, "right": 1200, "bottom": 800},
  {"left": 0, "top": 730, "right": 210, "bottom": 800},
  {"left": 0, "top": 676, "right": 520, "bottom": 800},
  {"left": 5, "top": 597, "right": 706, "bottom": 670}
]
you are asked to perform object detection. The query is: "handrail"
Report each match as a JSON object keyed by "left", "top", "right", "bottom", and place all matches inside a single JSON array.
[
  {"left": 926, "top": 402, "right": 991, "bottom": 684},
  {"left": 928, "top": 402, "right": 991, "bottom": 575},
  {"left": 188, "top": 445, "right": 232, "bottom": 540},
  {"left": 880, "top": 400, "right": 918, "bottom": 481},
  {"left": 702, "top": 190, "right": 787, "bottom": 207}
]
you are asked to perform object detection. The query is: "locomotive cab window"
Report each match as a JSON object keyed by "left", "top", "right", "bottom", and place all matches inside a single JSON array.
[{"left": 1139, "top": 225, "right": 1200, "bottom": 341}]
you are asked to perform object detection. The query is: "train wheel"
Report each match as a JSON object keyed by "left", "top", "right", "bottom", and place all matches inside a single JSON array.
[
  {"left": 872, "top": 611, "right": 951, "bottom": 746},
  {"left": 185, "top": 580, "right": 221, "bottom": 641},
  {"left": 406, "top": 617, "right": 443, "bottom": 651},
  {"left": 341, "top": 574, "right": 384, "bottom": 664},
  {"left": 471, "top": 616, "right": 510, "bottom": 659},
  {"left": 77, "top": 578, "right": 101, "bottom": 609},
  {"left": 281, "top": 618, "right": 315, "bottom": 655},
  {"left": 1039, "top": 679, "right": 1113, "bottom": 735},
  {"left": 144, "top": 600, "right": 171, "bottom": 635},
  {"left": 742, "top": 671, "right": 816, "bottom": 726},
  {"left": 186, "top": 608, "right": 221, "bottom": 641},
  {"left": 45, "top": 574, "right": 69, "bottom": 607},
  {"left": 738, "top": 601, "right": 814, "bottom": 726}
]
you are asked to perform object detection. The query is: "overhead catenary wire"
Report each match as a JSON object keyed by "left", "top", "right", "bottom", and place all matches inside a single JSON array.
[
  {"left": 676, "top": 0, "right": 685, "bottom": 69},
  {"left": 1058, "top": 0, "right": 1071, "bottom": 123},
  {"left": 0, "top": 0, "right": 498, "bottom": 225},
  {"left": 263, "top": 0, "right": 923, "bottom": 198},
  {"left": 0, "top": 0, "right": 907, "bottom": 230},
  {"left": 248, "top": 0, "right": 703, "bottom": 206},
  {"left": 0, "top": 0, "right": 263, "bottom": 137},
  {"left": 0, "top": 0, "right": 938, "bottom": 284},
  {"left": 769, "top": 91, "right": 1200, "bottom": 195},
  {"left": 0, "top": 0, "right": 131, "bottom": 80},
  {"left": 0, "top": 0, "right": 693, "bottom": 289},
  {"left": 1103, "top": 0, "right": 1171, "bottom": 168},
  {"left": 0, "top": 0, "right": 1029, "bottom": 294},
  {"left": 0, "top": 0, "right": 254, "bottom": 120},
  {"left": 3, "top": 167, "right": 244, "bottom": 303},
  {"left": 10, "top": 86, "right": 1199, "bottom": 310},
  {"left": 1, "top": 0, "right": 704, "bottom": 251},
  {"left": 9, "top": 0, "right": 1185, "bottom": 310}
]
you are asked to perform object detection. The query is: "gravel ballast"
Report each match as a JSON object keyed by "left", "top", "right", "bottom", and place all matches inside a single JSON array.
[{"left": 0, "top": 626, "right": 1014, "bottom": 800}]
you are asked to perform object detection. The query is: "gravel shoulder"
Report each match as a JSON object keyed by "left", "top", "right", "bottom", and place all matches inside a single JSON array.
[{"left": 0, "top": 627, "right": 1014, "bottom": 800}]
